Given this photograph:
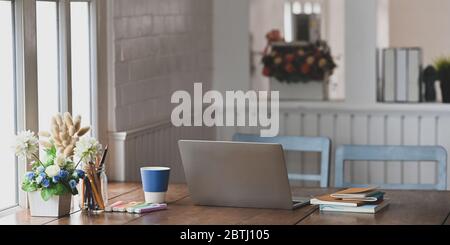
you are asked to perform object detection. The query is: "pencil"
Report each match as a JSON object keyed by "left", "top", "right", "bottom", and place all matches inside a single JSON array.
[
  {"left": 87, "top": 165, "right": 105, "bottom": 210},
  {"left": 99, "top": 145, "right": 109, "bottom": 169},
  {"left": 80, "top": 178, "right": 85, "bottom": 209}
]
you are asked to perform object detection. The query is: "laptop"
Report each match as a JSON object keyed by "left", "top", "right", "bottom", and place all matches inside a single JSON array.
[{"left": 178, "top": 140, "right": 310, "bottom": 210}]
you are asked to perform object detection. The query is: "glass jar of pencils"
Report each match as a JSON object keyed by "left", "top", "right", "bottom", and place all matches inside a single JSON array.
[
  {"left": 98, "top": 166, "right": 108, "bottom": 206},
  {"left": 80, "top": 162, "right": 108, "bottom": 213}
]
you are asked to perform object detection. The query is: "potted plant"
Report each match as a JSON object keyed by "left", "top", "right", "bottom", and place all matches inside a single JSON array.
[
  {"left": 435, "top": 56, "right": 450, "bottom": 103},
  {"left": 13, "top": 112, "right": 102, "bottom": 217},
  {"left": 261, "top": 30, "right": 337, "bottom": 100}
]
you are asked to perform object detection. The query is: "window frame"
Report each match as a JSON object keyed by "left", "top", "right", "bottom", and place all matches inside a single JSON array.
[
  {"left": 36, "top": 0, "right": 63, "bottom": 134},
  {"left": 3, "top": 0, "right": 99, "bottom": 210},
  {"left": 69, "top": 0, "right": 99, "bottom": 137},
  {"left": 0, "top": 0, "right": 19, "bottom": 212},
  {"left": 12, "top": 0, "right": 19, "bottom": 212},
  {"left": 284, "top": 0, "right": 328, "bottom": 42}
]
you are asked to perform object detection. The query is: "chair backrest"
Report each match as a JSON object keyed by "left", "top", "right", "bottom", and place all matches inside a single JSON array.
[
  {"left": 335, "top": 145, "right": 447, "bottom": 190},
  {"left": 233, "top": 133, "right": 331, "bottom": 187}
]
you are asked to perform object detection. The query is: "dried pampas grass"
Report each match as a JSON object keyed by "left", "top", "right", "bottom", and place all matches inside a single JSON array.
[{"left": 38, "top": 112, "right": 90, "bottom": 158}]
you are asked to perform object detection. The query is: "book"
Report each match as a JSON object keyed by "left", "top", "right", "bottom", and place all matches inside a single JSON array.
[
  {"left": 332, "top": 191, "right": 385, "bottom": 202},
  {"left": 396, "top": 49, "right": 408, "bottom": 102},
  {"left": 319, "top": 200, "right": 390, "bottom": 214},
  {"left": 310, "top": 195, "right": 364, "bottom": 207},
  {"left": 310, "top": 187, "right": 384, "bottom": 207},
  {"left": 330, "top": 186, "right": 378, "bottom": 197},
  {"left": 383, "top": 49, "right": 396, "bottom": 102},
  {"left": 340, "top": 191, "right": 385, "bottom": 202}
]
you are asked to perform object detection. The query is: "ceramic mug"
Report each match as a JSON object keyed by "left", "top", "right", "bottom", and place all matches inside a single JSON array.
[{"left": 140, "top": 167, "right": 171, "bottom": 203}]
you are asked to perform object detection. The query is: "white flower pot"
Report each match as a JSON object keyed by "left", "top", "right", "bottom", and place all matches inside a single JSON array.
[
  {"left": 270, "top": 78, "right": 330, "bottom": 101},
  {"left": 28, "top": 192, "right": 72, "bottom": 217}
]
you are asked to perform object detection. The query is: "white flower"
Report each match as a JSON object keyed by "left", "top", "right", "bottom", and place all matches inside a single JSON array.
[
  {"left": 45, "top": 165, "right": 60, "bottom": 178},
  {"left": 54, "top": 153, "right": 68, "bottom": 167},
  {"left": 74, "top": 137, "right": 102, "bottom": 163},
  {"left": 13, "top": 130, "right": 39, "bottom": 160}
]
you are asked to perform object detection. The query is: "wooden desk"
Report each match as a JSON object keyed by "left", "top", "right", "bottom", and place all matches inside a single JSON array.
[{"left": 1, "top": 183, "right": 450, "bottom": 225}]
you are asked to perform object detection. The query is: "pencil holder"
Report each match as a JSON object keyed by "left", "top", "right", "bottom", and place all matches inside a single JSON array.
[{"left": 80, "top": 163, "right": 108, "bottom": 213}]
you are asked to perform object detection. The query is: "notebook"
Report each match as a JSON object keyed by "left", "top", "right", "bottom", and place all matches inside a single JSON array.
[
  {"left": 330, "top": 187, "right": 384, "bottom": 201},
  {"left": 320, "top": 200, "right": 390, "bottom": 214},
  {"left": 332, "top": 191, "right": 385, "bottom": 202},
  {"left": 310, "top": 195, "right": 365, "bottom": 207},
  {"left": 310, "top": 187, "right": 384, "bottom": 207},
  {"left": 330, "top": 186, "right": 378, "bottom": 197}
]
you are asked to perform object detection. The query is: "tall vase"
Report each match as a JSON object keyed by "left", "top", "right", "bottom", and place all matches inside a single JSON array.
[
  {"left": 438, "top": 69, "right": 450, "bottom": 103},
  {"left": 28, "top": 192, "right": 72, "bottom": 217},
  {"left": 441, "top": 80, "right": 450, "bottom": 103}
]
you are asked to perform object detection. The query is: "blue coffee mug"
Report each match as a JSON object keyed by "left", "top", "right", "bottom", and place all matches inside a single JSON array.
[{"left": 140, "top": 167, "right": 171, "bottom": 203}]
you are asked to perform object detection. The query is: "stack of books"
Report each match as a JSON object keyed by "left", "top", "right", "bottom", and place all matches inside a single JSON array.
[{"left": 310, "top": 186, "right": 389, "bottom": 214}]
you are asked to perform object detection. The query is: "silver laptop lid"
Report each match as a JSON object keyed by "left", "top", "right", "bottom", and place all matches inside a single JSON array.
[{"left": 178, "top": 140, "right": 294, "bottom": 210}]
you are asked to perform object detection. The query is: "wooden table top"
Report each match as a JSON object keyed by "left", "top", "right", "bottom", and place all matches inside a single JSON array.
[{"left": 1, "top": 183, "right": 450, "bottom": 225}]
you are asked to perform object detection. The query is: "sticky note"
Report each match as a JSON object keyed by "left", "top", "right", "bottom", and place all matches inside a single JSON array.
[
  {"left": 134, "top": 203, "right": 167, "bottom": 214},
  {"left": 126, "top": 203, "right": 151, "bottom": 213},
  {"left": 113, "top": 202, "right": 142, "bottom": 212},
  {"left": 105, "top": 201, "right": 125, "bottom": 212}
]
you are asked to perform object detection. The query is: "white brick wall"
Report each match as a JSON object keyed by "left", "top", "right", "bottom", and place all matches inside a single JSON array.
[
  {"left": 107, "top": 0, "right": 214, "bottom": 182},
  {"left": 112, "top": 0, "right": 213, "bottom": 131}
]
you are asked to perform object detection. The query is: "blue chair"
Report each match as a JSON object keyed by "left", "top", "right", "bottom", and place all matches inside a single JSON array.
[
  {"left": 335, "top": 145, "right": 447, "bottom": 190},
  {"left": 233, "top": 133, "right": 331, "bottom": 187}
]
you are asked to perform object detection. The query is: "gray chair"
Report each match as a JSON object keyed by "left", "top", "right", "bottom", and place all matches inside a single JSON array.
[
  {"left": 233, "top": 133, "right": 331, "bottom": 187},
  {"left": 335, "top": 145, "right": 447, "bottom": 190}
]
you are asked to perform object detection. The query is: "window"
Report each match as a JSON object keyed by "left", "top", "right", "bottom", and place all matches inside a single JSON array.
[
  {"left": 36, "top": 0, "right": 60, "bottom": 132},
  {"left": 284, "top": 1, "right": 324, "bottom": 43},
  {"left": 0, "top": 0, "right": 18, "bottom": 211},
  {"left": 70, "top": 1, "right": 92, "bottom": 128},
  {"left": 34, "top": 0, "right": 95, "bottom": 133},
  {"left": 0, "top": 0, "right": 98, "bottom": 211}
]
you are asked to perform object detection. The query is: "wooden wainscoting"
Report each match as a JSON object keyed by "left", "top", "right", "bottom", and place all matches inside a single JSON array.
[{"left": 109, "top": 120, "right": 214, "bottom": 182}]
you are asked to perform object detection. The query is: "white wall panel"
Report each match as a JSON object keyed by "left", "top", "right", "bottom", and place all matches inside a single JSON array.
[
  {"left": 386, "top": 116, "right": 402, "bottom": 184},
  {"left": 352, "top": 115, "right": 369, "bottom": 184},
  {"left": 403, "top": 117, "right": 420, "bottom": 184},
  {"left": 420, "top": 117, "right": 437, "bottom": 184},
  {"left": 368, "top": 115, "right": 385, "bottom": 184}
]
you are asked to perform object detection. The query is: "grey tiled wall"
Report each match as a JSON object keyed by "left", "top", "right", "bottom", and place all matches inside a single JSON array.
[{"left": 113, "top": 0, "right": 212, "bottom": 131}]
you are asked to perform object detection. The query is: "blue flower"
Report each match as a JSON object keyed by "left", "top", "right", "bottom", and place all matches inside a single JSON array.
[
  {"left": 76, "top": 169, "right": 85, "bottom": 179},
  {"left": 36, "top": 166, "right": 45, "bottom": 173},
  {"left": 58, "top": 170, "right": 69, "bottom": 180},
  {"left": 41, "top": 178, "right": 50, "bottom": 188},
  {"left": 25, "top": 172, "right": 35, "bottom": 181},
  {"left": 52, "top": 176, "right": 61, "bottom": 183},
  {"left": 69, "top": 179, "right": 77, "bottom": 190},
  {"left": 36, "top": 173, "right": 46, "bottom": 184}
]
